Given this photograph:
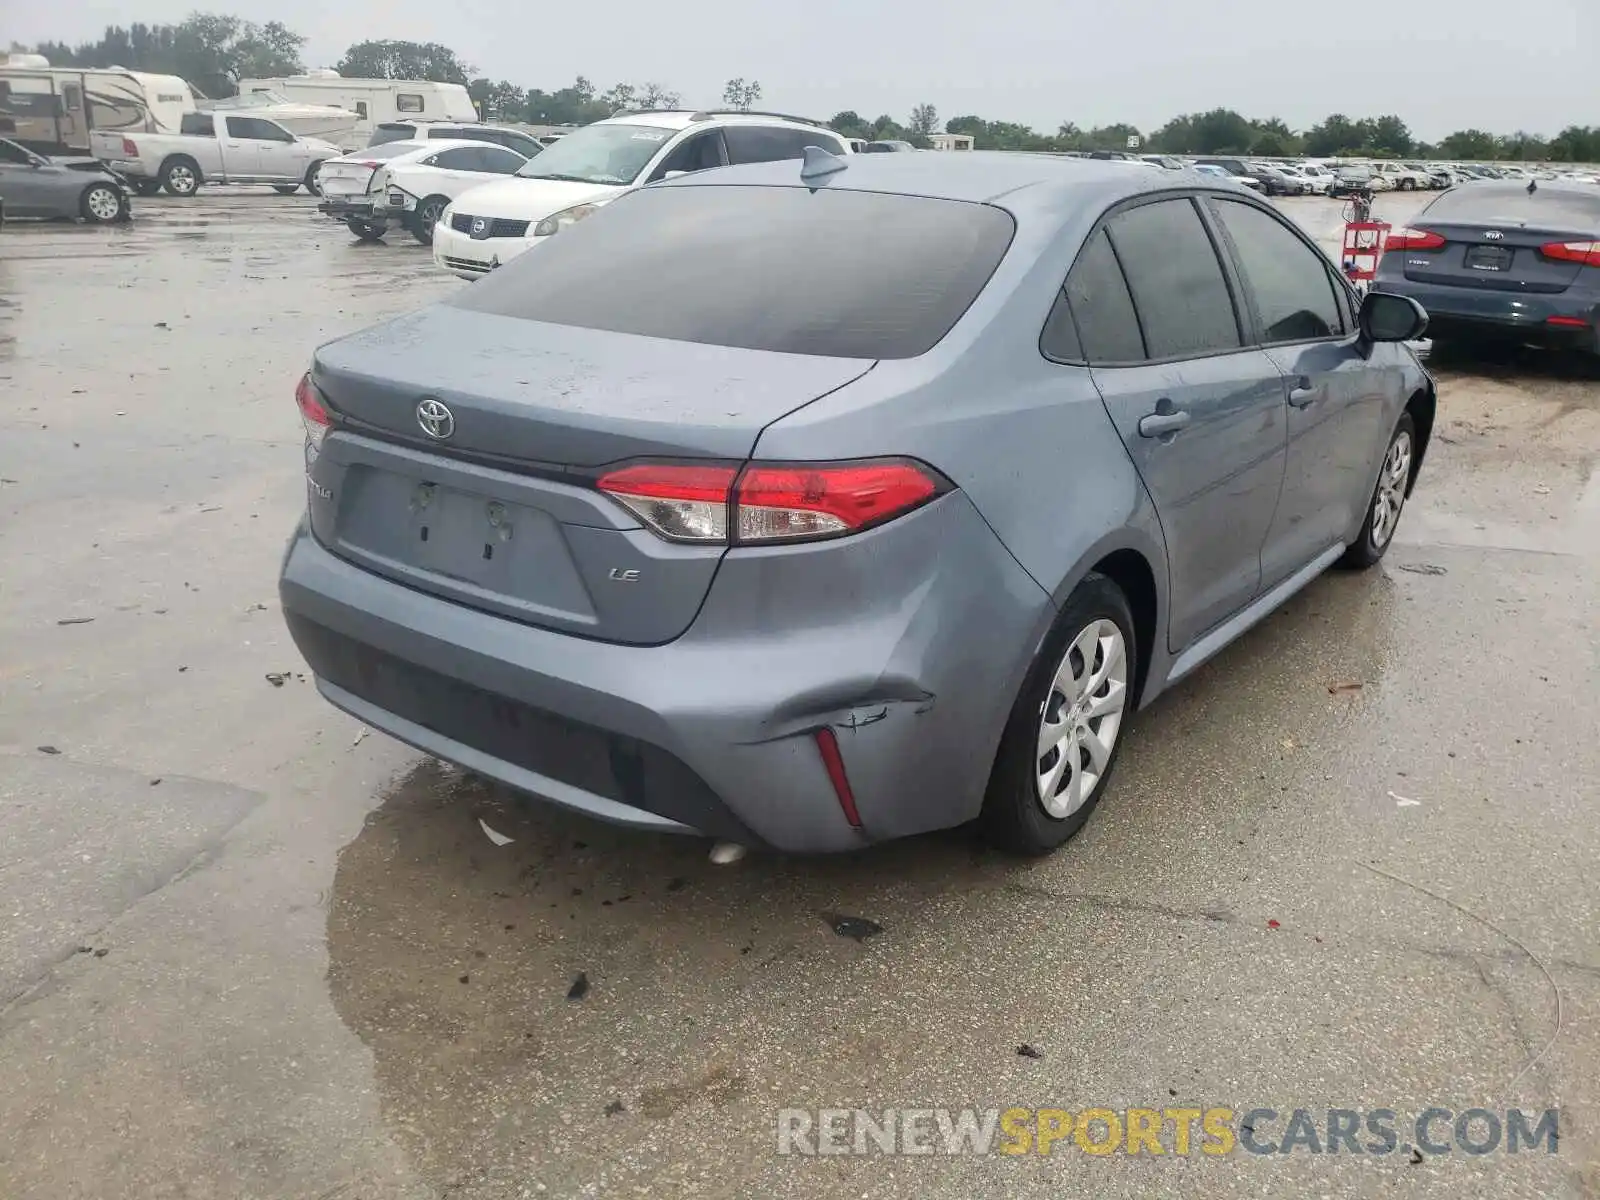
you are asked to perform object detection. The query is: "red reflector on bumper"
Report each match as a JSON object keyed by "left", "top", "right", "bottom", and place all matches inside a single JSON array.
[
  {"left": 814, "top": 727, "right": 862, "bottom": 829},
  {"left": 1546, "top": 315, "right": 1590, "bottom": 328}
]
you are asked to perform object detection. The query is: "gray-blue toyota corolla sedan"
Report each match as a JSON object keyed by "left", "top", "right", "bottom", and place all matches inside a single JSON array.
[{"left": 279, "top": 151, "right": 1434, "bottom": 855}]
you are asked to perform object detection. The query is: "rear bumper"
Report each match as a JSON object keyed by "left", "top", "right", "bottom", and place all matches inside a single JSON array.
[
  {"left": 318, "top": 196, "right": 401, "bottom": 223},
  {"left": 279, "top": 494, "right": 1052, "bottom": 852},
  {"left": 1373, "top": 279, "right": 1599, "bottom": 351},
  {"left": 431, "top": 220, "right": 546, "bottom": 278}
]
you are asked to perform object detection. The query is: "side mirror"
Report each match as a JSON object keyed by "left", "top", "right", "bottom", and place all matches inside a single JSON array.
[
  {"left": 29, "top": 155, "right": 48, "bottom": 168},
  {"left": 1359, "top": 291, "right": 1429, "bottom": 343}
]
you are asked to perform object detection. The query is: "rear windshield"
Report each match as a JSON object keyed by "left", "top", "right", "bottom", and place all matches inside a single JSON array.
[
  {"left": 1421, "top": 184, "right": 1600, "bottom": 229},
  {"left": 353, "top": 142, "right": 424, "bottom": 161},
  {"left": 368, "top": 124, "right": 416, "bottom": 146},
  {"left": 450, "top": 185, "right": 1016, "bottom": 359}
]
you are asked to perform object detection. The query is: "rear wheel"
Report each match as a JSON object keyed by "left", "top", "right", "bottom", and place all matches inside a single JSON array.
[
  {"left": 160, "top": 157, "right": 200, "bottom": 197},
  {"left": 80, "top": 183, "right": 127, "bottom": 224},
  {"left": 272, "top": 184, "right": 300, "bottom": 195},
  {"left": 1340, "top": 412, "right": 1416, "bottom": 569},
  {"left": 303, "top": 161, "right": 323, "bottom": 196},
  {"left": 345, "top": 217, "right": 386, "bottom": 242},
  {"left": 981, "top": 573, "right": 1136, "bottom": 855},
  {"left": 411, "top": 194, "right": 450, "bottom": 245}
]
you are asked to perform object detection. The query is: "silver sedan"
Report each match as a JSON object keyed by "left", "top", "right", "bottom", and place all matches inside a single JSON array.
[{"left": 0, "top": 137, "right": 130, "bottom": 224}]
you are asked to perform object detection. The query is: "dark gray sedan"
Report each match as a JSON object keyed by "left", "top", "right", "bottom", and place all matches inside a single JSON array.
[
  {"left": 279, "top": 154, "right": 1433, "bottom": 856},
  {"left": 0, "top": 137, "right": 130, "bottom": 223},
  {"left": 1374, "top": 182, "right": 1599, "bottom": 355}
]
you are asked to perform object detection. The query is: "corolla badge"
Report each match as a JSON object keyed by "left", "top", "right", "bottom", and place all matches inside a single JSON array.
[{"left": 416, "top": 397, "right": 455, "bottom": 440}]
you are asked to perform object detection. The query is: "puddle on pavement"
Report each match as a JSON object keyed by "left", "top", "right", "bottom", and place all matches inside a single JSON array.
[{"left": 322, "top": 566, "right": 1398, "bottom": 1190}]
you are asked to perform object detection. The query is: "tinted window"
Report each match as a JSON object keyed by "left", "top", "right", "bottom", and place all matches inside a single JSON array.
[
  {"left": 648, "top": 130, "right": 725, "bottom": 180},
  {"left": 180, "top": 113, "right": 215, "bottom": 136},
  {"left": 1060, "top": 230, "right": 1145, "bottom": 363},
  {"left": 228, "top": 116, "right": 291, "bottom": 142},
  {"left": 477, "top": 146, "right": 527, "bottom": 173},
  {"left": 451, "top": 186, "right": 1015, "bottom": 359},
  {"left": 369, "top": 123, "right": 415, "bottom": 146},
  {"left": 396, "top": 94, "right": 424, "bottom": 114},
  {"left": 1211, "top": 199, "right": 1343, "bottom": 341},
  {"left": 359, "top": 141, "right": 426, "bottom": 161},
  {"left": 0, "top": 139, "right": 31, "bottom": 165},
  {"left": 429, "top": 147, "right": 485, "bottom": 170},
  {"left": 1420, "top": 183, "right": 1600, "bottom": 229},
  {"left": 724, "top": 126, "right": 845, "bottom": 164},
  {"left": 1106, "top": 199, "right": 1240, "bottom": 358}
]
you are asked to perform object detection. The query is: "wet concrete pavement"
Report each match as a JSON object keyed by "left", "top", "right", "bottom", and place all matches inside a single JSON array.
[{"left": 1, "top": 188, "right": 1597, "bottom": 1198}]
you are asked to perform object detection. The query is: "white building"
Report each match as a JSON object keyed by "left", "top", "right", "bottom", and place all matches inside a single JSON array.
[{"left": 928, "top": 132, "right": 975, "bottom": 151}]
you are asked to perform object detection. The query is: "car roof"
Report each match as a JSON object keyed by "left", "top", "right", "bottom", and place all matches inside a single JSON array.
[{"left": 658, "top": 150, "right": 1233, "bottom": 215}]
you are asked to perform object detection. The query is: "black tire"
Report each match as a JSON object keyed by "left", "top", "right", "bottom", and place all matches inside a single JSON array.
[
  {"left": 1339, "top": 411, "right": 1417, "bottom": 570},
  {"left": 272, "top": 184, "right": 300, "bottom": 195},
  {"left": 981, "top": 572, "right": 1137, "bottom": 856},
  {"left": 132, "top": 179, "right": 163, "bottom": 197},
  {"left": 80, "top": 183, "right": 128, "bottom": 224},
  {"left": 160, "top": 157, "right": 200, "bottom": 197},
  {"left": 303, "top": 160, "right": 323, "bottom": 196},
  {"left": 410, "top": 194, "right": 450, "bottom": 246},
  {"left": 345, "top": 217, "right": 386, "bottom": 242}
]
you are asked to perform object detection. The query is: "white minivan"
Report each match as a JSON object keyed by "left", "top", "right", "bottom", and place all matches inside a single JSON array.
[{"left": 431, "top": 110, "right": 850, "bottom": 279}]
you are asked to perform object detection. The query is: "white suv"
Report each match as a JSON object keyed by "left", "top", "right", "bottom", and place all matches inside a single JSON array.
[{"left": 432, "top": 110, "right": 850, "bottom": 279}]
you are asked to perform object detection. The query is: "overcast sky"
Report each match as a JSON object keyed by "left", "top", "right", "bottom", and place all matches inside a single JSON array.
[{"left": 14, "top": 0, "right": 1596, "bottom": 139}]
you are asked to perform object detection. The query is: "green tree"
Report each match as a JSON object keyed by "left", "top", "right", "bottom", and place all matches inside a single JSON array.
[
  {"left": 1367, "top": 114, "right": 1413, "bottom": 157},
  {"left": 909, "top": 103, "right": 938, "bottom": 136},
  {"left": 335, "top": 39, "right": 472, "bottom": 84},
  {"left": 1548, "top": 125, "right": 1600, "bottom": 162},
  {"left": 522, "top": 76, "right": 611, "bottom": 125},
  {"left": 468, "top": 78, "right": 525, "bottom": 121},
  {"left": 722, "top": 77, "right": 761, "bottom": 111},
  {"left": 1303, "top": 113, "right": 1361, "bottom": 157},
  {"left": 637, "top": 82, "right": 681, "bottom": 110},
  {"left": 1438, "top": 128, "right": 1499, "bottom": 160},
  {"left": 599, "top": 82, "right": 637, "bottom": 113},
  {"left": 830, "top": 110, "right": 871, "bottom": 139},
  {"left": 1084, "top": 122, "right": 1142, "bottom": 151}
]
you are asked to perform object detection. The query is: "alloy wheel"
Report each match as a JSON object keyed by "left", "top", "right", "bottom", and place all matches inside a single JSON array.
[
  {"left": 85, "top": 187, "right": 122, "bottom": 222},
  {"left": 1370, "top": 428, "right": 1413, "bottom": 550},
  {"left": 167, "top": 165, "right": 196, "bottom": 195},
  {"left": 1036, "top": 618, "right": 1128, "bottom": 818}
]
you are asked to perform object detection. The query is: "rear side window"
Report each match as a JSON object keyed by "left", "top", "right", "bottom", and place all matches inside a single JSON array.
[
  {"left": 1106, "top": 199, "right": 1240, "bottom": 359},
  {"left": 180, "top": 113, "right": 215, "bottom": 136},
  {"left": 1421, "top": 184, "right": 1600, "bottom": 228},
  {"left": 428, "top": 147, "right": 483, "bottom": 170},
  {"left": 1045, "top": 229, "right": 1145, "bottom": 363},
  {"left": 450, "top": 185, "right": 1015, "bottom": 359},
  {"left": 724, "top": 125, "right": 846, "bottom": 164},
  {"left": 1209, "top": 198, "right": 1344, "bottom": 341}
]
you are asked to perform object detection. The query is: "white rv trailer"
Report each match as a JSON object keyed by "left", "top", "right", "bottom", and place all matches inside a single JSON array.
[
  {"left": 235, "top": 72, "right": 478, "bottom": 148},
  {"left": 0, "top": 56, "right": 197, "bottom": 155}
]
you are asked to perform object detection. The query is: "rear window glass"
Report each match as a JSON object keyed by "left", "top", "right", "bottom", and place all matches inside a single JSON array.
[
  {"left": 358, "top": 142, "right": 425, "bottom": 160},
  {"left": 1421, "top": 184, "right": 1600, "bottom": 228},
  {"left": 450, "top": 185, "right": 1016, "bottom": 359},
  {"left": 369, "top": 124, "right": 415, "bottom": 146}
]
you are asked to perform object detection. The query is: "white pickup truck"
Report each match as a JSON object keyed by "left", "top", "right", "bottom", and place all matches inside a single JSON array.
[{"left": 91, "top": 112, "right": 341, "bottom": 197}]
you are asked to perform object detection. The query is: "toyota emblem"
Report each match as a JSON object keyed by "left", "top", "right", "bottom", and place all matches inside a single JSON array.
[{"left": 416, "top": 397, "right": 455, "bottom": 440}]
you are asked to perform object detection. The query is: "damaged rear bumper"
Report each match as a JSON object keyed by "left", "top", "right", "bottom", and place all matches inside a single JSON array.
[{"left": 278, "top": 492, "right": 1051, "bottom": 852}]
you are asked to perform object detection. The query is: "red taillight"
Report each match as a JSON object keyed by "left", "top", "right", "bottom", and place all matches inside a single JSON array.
[
  {"left": 595, "top": 463, "right": 737, "bottom": 541},
  {"left": 1546, "top": 315, "right": 1591, "bottom": 328},
  {"left": 295, "top": 372, "right": 332, "bottom": 451},
  {"left": 120, "top": 137, "right": 138, "bottom": 156},
  {"left": 1540, "top": 240, "right": 1600, "bottom": 267},
  {"left": 595, "top": 459, "right": 944, "bottom": 544},
  {"left": 1385, "top": 227, "right": 1445, "bottom": 251},
  {"left": 813, "top": 727, "right": 862, "bottom": 828}
]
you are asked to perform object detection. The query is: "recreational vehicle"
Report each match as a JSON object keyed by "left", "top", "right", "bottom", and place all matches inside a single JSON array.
[
  {"left": 235, "top": 73, "right": 477, "bottom": 148},
  {"left": 0, "top": 56, "right": 197, "bottom": 155}
]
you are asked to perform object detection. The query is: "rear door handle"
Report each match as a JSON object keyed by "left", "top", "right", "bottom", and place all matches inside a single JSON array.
[{"left": 1138, "top": 407, "right": 1191, "bottom": 438}]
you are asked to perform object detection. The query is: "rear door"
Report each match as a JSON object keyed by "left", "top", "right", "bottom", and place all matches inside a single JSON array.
[
  {"left": 723, "top": 125, "right": 847, "bottom": 165},
  {"left": 1068, "top": 196, "right": 1289, "bottom": 650},
  {"left": 1205, "top": 195, "right": 1388, "bottom": 584}
]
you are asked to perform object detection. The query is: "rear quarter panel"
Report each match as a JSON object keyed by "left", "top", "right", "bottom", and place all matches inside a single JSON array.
[{"left": 753, "top": 191, "right": 1170, "bottom": 709}]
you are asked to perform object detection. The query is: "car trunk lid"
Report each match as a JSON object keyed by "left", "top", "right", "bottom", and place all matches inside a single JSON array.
[
  {"left": 318, "top": 158, "right": 385, "bottom": 196},
  {"left": 306, "top": 305, "right": 875, "bottom": 644},
  {"left": 1400, "top": 222, "right": 1591, "bottom": 294}
]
